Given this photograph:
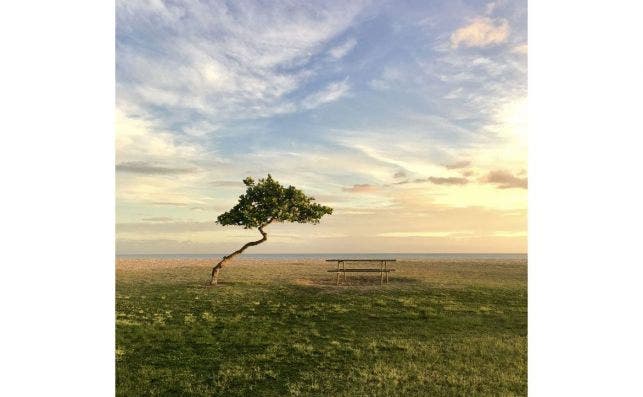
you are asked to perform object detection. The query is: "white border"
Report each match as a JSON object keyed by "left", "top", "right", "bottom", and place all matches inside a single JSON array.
[
  {"left": 530, "top": 1, "right": 643, "bottom": 395},
  {"left": 2, "top": 1, "right": 643, "bottom": 395},
  {"left": 1, "top": 2, "right": 114, "bottom": 395}
]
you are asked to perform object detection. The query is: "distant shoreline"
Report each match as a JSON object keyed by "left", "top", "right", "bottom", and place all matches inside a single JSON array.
[{"left": 116, "top": 252, "right": 527, "bottom": 260}]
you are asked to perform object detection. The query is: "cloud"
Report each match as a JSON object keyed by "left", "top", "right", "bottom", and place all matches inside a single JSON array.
[
  {"left": 190, "top": 205, "right": 225, "bottom": 212},
  {"left": 116, "top": 161, "right": 197, "bottom": 175},
  {"left": 115, "top": 109, "right": 201, "bottom": 164},
  {"left": 485, "top": 2, "right": 498, "bottom": 15},
  {"left": 117, "top": 1, "right": 368, "bottom": 124},
  {"left": 512, "top": 44, "right": 528, "bottom": 54},
  {"left": 395, "top": 176, "right": 469, "bottom": 186},
  {"left": 181, "top": 120, "right": 221, "bottom": 137},
  {"left": 393, "top": 170, "right": 407, "bottom": 178},
  {"left": 491, "top": 231, "right": 527, "bottom": 238},
  {"left": 327, "top": 127, "right": 462, "bottom": 177},
  {"left": 151, "top": 202, "right": 190, "bottom": 207},
  {"left": 301, "top": 79, "right": 350, "bottom": 109},
  {"left": 141, "top": 217, "right": 173, "bottom": 222},
  {"left": 483, "top": 170, "right": 527, "bottom": 189},
  {"left": 342, "top": 184, "right": 378, "bottom": 193},
  {"left": 117, "top": 221, "right": 216, "bottom": 233},
  {"left": 378, "top": 231, "right": 472, "bottom": 238},
  {"left": 450, "top": 18, "right": 510, "bottom": 48},
  {"left": 369, "top": 66, "right": 405, "bottom": 91},
  {"left": 117, "top": 194, "right": 527, "bottom": 254},
  {"left": 329, "top": 37, "right": 357, "bottom": 59},
  {"left": 427, "top": 176, "right": 469, "bottom": 185},
  {"left": 444, "top": 160, "right": 471, "bottom": 169},
  {"left": 211, "top": 180, "right": 244, "bottom": 187},
  {"left": 378, "top": 230, "right": 527, "bottom": 238}
]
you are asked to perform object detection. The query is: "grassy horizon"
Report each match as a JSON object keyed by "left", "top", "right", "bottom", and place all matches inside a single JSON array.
[{"left": 116, "top": 259, "right": 527, "bottom": 396}]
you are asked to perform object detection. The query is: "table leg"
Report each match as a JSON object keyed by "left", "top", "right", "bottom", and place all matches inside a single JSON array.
[
  {"left": 385, "top": 261, "right": 389, "bottom": 284},
  {"left": 343, "top": 261, "right": 346, "bottom": 282}
]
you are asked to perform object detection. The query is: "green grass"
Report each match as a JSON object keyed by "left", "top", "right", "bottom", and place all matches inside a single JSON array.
[{"left": 116, "top": 259, "right": 527, "bottom": 396}]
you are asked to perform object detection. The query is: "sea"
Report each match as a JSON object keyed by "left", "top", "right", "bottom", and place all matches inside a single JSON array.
[{"left": 117, "top": 253, "right": 527, "bottom": 260}]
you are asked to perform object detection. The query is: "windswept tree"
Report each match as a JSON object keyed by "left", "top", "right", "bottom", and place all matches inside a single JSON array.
[{"left": 209, "top": 175, "right": 333, "bottom": 285}]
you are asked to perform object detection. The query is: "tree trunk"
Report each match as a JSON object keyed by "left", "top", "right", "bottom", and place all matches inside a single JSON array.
[{"left": 208, "top": 221, "right": 272, "bottom": 286}]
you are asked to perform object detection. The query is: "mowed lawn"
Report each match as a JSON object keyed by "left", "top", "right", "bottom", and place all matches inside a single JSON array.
[{"left": 116, "top": 258, "right": 527, "bottom": 396}]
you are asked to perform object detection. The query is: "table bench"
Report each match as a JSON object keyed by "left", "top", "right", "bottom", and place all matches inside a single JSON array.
[{"left": 326, "top": 259, "right": 396, "bottom": 285}]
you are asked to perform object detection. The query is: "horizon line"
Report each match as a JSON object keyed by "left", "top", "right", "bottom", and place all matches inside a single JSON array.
[{"left": 116, "top": 252, "right": 528, "bottom": 255}]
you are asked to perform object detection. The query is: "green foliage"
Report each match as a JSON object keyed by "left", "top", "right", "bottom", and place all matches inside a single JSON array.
[{"left": 217, "top": 175, "right": 333, "bottom": 229}]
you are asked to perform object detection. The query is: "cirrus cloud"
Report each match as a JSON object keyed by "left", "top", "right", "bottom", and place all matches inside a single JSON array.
[
  {"left": 444, "top": 160, "right": 472, "bottom": 169},
  {"left": 342, "top": 184, "right": 378, "bottom": 193},
  {"left": 450, "top": 17, "right": 510, "bottom": 49},
  {"left": 301, "top": 79, "right": 351, "bottom": 110},
  {"left": 116, "top": 161, "right": 198, "bottom": 175},
  {"left": 117, "top": 1, "right": 368, "bottom": 124},
  {"left": 329, "top": 37, "right": 357, "bottom": 59}
]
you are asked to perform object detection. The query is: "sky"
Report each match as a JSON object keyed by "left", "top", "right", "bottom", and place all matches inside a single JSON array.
[{"left": 115, "top": 0, "right": 527, "bottom": 254}]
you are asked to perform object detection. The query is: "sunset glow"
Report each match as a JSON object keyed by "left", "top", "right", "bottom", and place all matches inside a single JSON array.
[{"left": 116, "top": 0, "right": 527, "bottom": 254}]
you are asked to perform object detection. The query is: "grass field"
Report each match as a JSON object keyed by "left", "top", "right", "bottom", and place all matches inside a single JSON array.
[{"left": 116, "top": 258, "right": 527, "bottom": 396}]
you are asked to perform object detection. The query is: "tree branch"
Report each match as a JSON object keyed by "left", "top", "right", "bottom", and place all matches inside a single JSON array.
[{"left": 209, "top": 220, "right": 274, "bottom": 285}]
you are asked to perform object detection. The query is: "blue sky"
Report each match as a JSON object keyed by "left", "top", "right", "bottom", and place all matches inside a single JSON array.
[{"left": 116, "top": 0, "right": 527, "bottom": 254}]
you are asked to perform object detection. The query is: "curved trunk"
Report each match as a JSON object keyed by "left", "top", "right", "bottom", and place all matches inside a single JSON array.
[{"left": 208, "top": 221, "right": 272, "bottom": 286}]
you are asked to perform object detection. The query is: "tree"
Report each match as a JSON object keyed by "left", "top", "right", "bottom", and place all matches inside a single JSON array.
[{"left": 209, "top": 175, "right": 333, "bottom": 286}]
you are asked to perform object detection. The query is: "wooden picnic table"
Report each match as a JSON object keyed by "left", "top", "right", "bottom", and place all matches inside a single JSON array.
[{"left": 326, "top": 259, "right": 396, "bottom": 285}]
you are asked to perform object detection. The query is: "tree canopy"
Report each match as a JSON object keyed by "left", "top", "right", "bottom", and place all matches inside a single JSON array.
[
  {"left": 209, "top": 175, "right": 333, "bottom": 285},
  {"left": 216, "top": 174, "right": 333, "bottom": 228}
]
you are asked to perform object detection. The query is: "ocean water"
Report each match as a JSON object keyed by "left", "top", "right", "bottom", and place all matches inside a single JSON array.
[{"left": 117, "top": 253, "right": 527, "bottom": 260}]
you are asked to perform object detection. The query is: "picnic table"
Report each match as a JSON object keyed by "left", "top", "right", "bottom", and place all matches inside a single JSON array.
[{"left": 326, "top": 259, "right": 396, "bottom": 285}]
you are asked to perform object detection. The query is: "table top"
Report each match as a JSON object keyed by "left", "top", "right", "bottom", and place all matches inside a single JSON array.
[{"left": 325, "top": 259, "right": 396, "bottom": 262}]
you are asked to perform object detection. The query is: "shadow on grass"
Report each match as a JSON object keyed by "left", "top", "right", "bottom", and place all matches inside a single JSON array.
[{"left": 291, "top": 275, "right": 423, "bottom": 288}]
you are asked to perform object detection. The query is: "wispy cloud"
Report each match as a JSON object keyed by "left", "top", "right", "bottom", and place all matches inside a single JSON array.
[
  {"left": 329, "top": 37, "right": 357, "bottom": 59},
  {"left": 393, "top": 170, "right": 407, "bottom": 178},
  {"left": 117, "top": 1, "right": 368, "bottom": 125},
  {"left": 483, "top": 170, "right": 527, "bottom": 189},
  {"left": 116, "top": 161, "right": 197, "bottom": 175},
  {"left": 369, "top": 66, "right": 406, "bottom": 91},
  {"left": 141, "top": 217, "right": 174, "bottom": 222},
  {"left": 115, "top": 109, "right": 201, "bottom": 164},
  {"left": 450, "top": 17, "right": 510, "bottom": 49},
  {"left": 378, "top": 231, "right": 472, "bottom": 238},
  {"left": 151, "top": 202, "right": 190, "bottom": 207},
  {"left": 444, "top": 160, "right": 471, "bottom": 169},
  {"left": 395, "top": 176, "right": 469, "bottom": 186},
  {"left": 427, "top": 176, "right": 470, "bottom": 185},
  {"left": 210, "top": 180, "right": 244, "bottom": 187},
  {"left": 342, "top": 184, "right": 378, "bottom": 193},
  {"left": 301, "top": 79, "right": 351, "bottom": 109},
  {"left": 512, "top": 44, "right": 528, "bottom": 54},
  {"left": 117, "top": 221, "right": 216, "bottom": 233}
]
